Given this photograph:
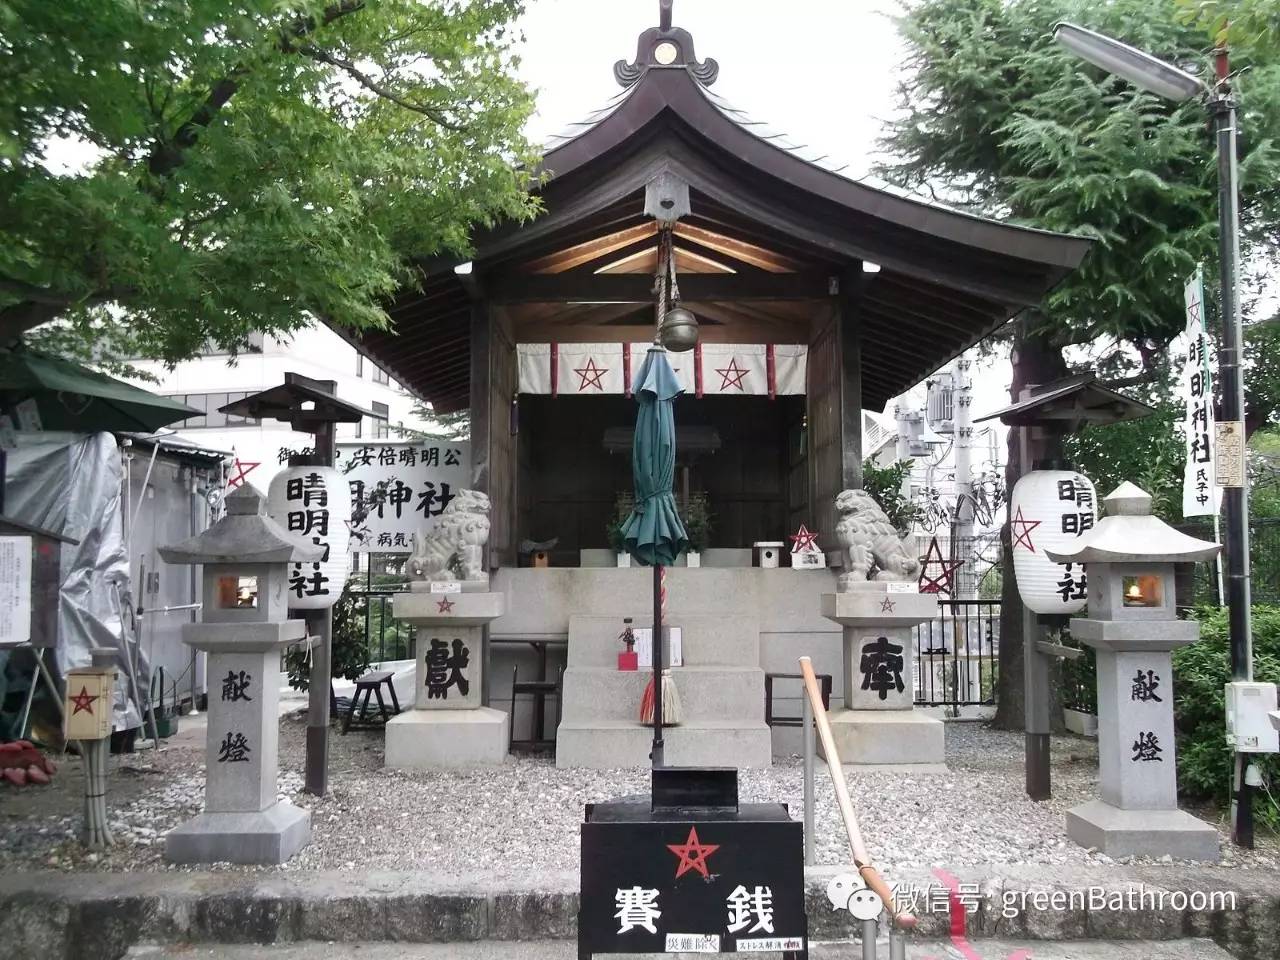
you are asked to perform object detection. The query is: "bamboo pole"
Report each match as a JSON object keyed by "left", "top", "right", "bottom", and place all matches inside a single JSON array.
[{"left": 798, "top": 655, "right": 916, "bottom": 929}]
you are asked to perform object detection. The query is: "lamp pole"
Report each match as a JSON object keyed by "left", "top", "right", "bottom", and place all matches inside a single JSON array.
[
  {"left": 1210, "top": 48, "right": 1255, "bottom": 849},
  {"left": 1054, "top": 23, "right": 1254, "bottom": 847}
]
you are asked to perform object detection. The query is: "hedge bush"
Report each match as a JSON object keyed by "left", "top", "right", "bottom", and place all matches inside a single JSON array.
[{"left": 1174, "top": 605, "right": 1280, "bottom": 828}]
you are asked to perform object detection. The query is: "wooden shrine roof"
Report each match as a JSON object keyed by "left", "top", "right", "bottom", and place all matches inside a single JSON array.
[{"left": 345, "top": 3, "right": 1092, "bottom": 415}]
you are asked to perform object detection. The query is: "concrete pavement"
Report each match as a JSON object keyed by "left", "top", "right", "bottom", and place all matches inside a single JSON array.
[{"left": 125, "top": 939, "right": 1236, "bottom": 959}]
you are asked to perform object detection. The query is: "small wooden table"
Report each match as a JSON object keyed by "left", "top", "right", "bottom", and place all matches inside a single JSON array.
[{"left": 341, "top": 670, "right": 401, "bottom": 733}]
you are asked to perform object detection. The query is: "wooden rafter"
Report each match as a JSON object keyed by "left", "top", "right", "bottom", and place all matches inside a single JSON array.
[
  {"left": 522, "top": 222, "right": 657, "bottom": 274},
  {"left": 673, "top": 222, "right": 802, "bottom": 273},
  {"left": 595, "top": 244, "right": 737, "bottom": 275}
]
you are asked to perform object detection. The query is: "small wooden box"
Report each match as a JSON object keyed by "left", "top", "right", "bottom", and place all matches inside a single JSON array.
[
  {"left": 532, "top": 551, "right": 550, "bottom": 568},
  {"left": 64, "top": 667, "right": 116, "bottom": 740}
]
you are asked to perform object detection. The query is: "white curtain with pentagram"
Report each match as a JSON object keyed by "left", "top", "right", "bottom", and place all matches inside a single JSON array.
[{"left": 514, "top": 342, "right": 807, "bottom": 396}]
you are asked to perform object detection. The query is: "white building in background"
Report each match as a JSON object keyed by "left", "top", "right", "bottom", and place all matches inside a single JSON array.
[{"left": 124, "top": 323, "right": 427, "bottom": 491}]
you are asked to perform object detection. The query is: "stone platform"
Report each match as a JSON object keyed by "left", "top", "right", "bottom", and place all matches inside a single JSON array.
[
  {"left": 164, "top": 803, "right": 311, "bottom": 865},
  {"left": 1067, "top": 800, "right": 1220, "bottom": 862},
  {"left": 819, "top": 709, "right": 946, "bottom": 767},
  {"left": 384, "top": 707, "right": 509, "bottom": 769},
  {"left": 4, "top": 864, "right": 1272, "bottom": 960}
]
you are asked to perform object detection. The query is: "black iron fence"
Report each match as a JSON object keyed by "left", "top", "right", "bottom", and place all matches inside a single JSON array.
[
  {"left": 352, "top": 585, "right": 415, "bottom": 663},
  {"left": 1175, "top": 517, "right": 1280, "bottom": 607},
  {"left": 913, "top": 599, "right": 1001, "bottom": 708}
]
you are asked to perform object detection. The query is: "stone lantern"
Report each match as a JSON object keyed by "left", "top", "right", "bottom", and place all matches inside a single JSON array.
[
  {"left": 158, "top": 484, "right": 322, "bottom": 864},
  {"left": 1047, "top": 482, "right": 1221, "bottom": 861}
]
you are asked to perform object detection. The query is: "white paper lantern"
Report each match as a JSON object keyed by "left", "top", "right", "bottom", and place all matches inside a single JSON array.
[
  {"left": 266, "top": 466, "right": 351, "bottom": 610},
  {"left": 1010, "top": 469, "right": 1098, "bottom": 615}
]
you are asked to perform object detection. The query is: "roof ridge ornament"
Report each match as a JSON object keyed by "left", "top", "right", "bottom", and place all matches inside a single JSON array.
[{"left": 614, "top": 0, "right": 719, "bottom": 88}]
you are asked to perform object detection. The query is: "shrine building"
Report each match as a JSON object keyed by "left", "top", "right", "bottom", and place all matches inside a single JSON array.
[{"left": 348, "top": 4, "right": 1091, "bottom": 766}]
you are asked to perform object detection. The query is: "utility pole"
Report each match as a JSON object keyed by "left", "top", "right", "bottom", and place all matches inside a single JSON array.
[
  {"left": 1210, "top": 44, "right": 1255, "bottom": 849},
  {"left": 952, "top": 357, "right": 976, "bottom": 600}
]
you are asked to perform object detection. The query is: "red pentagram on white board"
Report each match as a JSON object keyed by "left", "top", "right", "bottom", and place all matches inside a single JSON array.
[{"left": 1010, "top": 506, "right": 1042, "bottom": 552}]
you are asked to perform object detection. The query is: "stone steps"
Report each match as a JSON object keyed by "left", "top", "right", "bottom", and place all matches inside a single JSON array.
[
  {"left": 559, "top": 665, "right": 763, "bottom": 723},
  {"left": 566, "top": 614, "right": 760, "bottom": 667},
  {"left": 554, "top": 718, "right": 773, "bottom": 769},
  {"left": 556, "top": 611, "right": 768, "bottom": 768}
]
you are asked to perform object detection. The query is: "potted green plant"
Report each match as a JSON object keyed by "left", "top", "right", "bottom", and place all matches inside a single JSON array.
[
  {"left": 681, "top": 493, "right": 712, "bottom": 567},
  {"left": 1061, "top": 640, "right": 1098, "bottom": 737},
  {"left": 609, "top": 493, "right": 634, "bottom": 567}
]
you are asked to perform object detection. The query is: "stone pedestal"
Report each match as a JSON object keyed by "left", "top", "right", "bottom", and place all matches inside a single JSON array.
[
  {"left": 384, "top": 586, "right": 508, "bottom": 769},
  {"left": 166, "top": 621, "right": 311, "bottom": 865},
  {"left": 1065, "top": 621, "right": 1218, "bottom": 861},
  {"left": 819, "top": 584, "right": 944, "bottom": 767}
]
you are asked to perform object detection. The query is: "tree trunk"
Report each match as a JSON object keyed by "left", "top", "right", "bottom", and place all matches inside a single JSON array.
[{"left": 991, "top": 315, "right": 1068, "bottom": 731}]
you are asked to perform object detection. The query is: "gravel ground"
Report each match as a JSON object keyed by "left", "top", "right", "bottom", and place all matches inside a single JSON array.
[{"left": 2, "top": 715, "right": 1276, "bottom": 878}]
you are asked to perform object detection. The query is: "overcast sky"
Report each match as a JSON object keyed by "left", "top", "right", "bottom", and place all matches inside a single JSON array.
[
  {"left": 512, "top": 0, "right": 1014, "bottom": 425},
  {"left": 516, "top": 0, "right": 906, "bottom": 174}
]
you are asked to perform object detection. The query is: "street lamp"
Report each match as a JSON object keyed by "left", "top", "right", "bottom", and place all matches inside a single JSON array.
[{"left": 1054, "top": 22, "right": 1256, "bottom": 847}]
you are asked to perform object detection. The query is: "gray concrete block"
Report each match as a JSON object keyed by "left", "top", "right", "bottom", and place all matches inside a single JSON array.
[
  {"left": 554, "top": 719, "right": 772, "bottom": 768},
  {"left": 383, "top": 706, "right": 508, "bottom": 768},
  {"left": 188, "top": 892, "right": 301, "bottom": 943},
  {"left": 394, "top": 590, "right": 505, "bottom": 626},
  {"left": 559, "top": 665, "right": 764, "bottom": 722},
  {"left": 492, "top": 567, "right": 841, "bottom": 637},
  {"left": 492, "top": 892, "right": 579, "bottom": 939},
  {"left": 2, "top": 890, "right": 71, "bottom": 960},
  {"left": 1066, "top": 800, "right": 1220, "bottom": 862},
  {"left": 164, "top": 803, "right": 311, "bottom": 865},
  {"left": 382, "top": 894, "right": 488, "bottom": 942},
  {"left": 566, "top": 614, "right": 759, "bottom": 667},
  {"left": 819, "top": 709, "right": 945, "bottom": 765}
]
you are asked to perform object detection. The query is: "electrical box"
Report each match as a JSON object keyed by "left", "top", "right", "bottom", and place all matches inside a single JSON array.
[
  {"left": 64, "top": 667, "right": 116, "bottom": 741},
  {"left": 1225, "top": 681, "right": 1280, "bottom": 753}
]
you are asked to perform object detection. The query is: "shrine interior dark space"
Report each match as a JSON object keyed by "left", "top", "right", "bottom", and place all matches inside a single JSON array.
[{"left": 515, "top": 394, "right": 807, "bottom": 564}]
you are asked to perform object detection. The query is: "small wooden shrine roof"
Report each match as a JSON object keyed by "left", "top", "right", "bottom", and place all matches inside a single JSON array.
[{"left": 349, "top": 2, "right": 1092, "bottom": 414}]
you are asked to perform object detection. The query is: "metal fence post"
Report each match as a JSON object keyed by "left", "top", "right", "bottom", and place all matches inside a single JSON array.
[
  {"left": 802, "top": 691, "right": 815, "bottom": 867},
  {"left": 887, "top": 921, "right": 906, "bottom": 960},
  {"left": 861, "top": 918, "right": 879, "bottom": 960}
]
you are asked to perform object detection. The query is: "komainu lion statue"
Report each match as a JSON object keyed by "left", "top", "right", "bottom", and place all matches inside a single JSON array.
[
  {"left": 834, "top": 488, "right": 921, "bottom": 591},
  {"left": 407, "top": 489, "right": 491, "bottom": 583}
]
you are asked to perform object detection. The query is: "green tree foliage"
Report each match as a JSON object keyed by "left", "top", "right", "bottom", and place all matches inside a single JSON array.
[
  {"left": 880, "top": 0, "right": 1280, "bottom": 372},
  {"left": 1178, "top": 0, "right": 1280, "bottom": 58},
  {"left": 861, "top": 458, "right": 922, "bottom": 536},
  {"left": 1064, "top": 380, "right": 1186, "bottom": 520},
  {"left": 0, "top": 0, "right": 537, "bottom": 363},
  {"left": 398, "top": 403, "right": 470, "bottom": 441},
  {"left": 1174, "top": 604, "right": 1280, "bottom": 827},
  {"left": 285, "top": 578, "right": 372, "bottom": 694},
  {"left": 880, "top": 0, "right": 1280, "bottom": 728}
]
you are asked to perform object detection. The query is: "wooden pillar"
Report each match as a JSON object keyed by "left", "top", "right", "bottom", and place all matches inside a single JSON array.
[
  {"left": 838, "top": 268, "right": 864, "bottom": 491},
  {"left": 469, "top": 298, "right": 492, "bottom": 495}
]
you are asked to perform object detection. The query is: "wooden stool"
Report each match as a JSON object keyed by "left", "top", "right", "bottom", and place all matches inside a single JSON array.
[
  {"left": 509, "top": 665, "right": 563, "bottom": 754},
  {"left": 764, "top": 671, "right": 832, "bottom": 727},
  {"left": 341, "top": 670, "right": 401, "bottom": 733}
]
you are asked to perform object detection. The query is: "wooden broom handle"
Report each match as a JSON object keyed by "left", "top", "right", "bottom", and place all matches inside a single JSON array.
[{"left": 798, "top": 656, "right": 917, "bottom": 930}]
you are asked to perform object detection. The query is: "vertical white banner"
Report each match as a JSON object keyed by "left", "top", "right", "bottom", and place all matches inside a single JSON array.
[{"left": 1181, "top": 268, "right": 1219, "bottom": 517}]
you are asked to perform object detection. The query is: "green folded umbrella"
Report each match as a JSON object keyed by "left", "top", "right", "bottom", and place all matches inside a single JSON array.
[
  {"left": 0, "top": 347, "right": 198, "bottom": 434},
  {"left": 621, "top": 346, "right": 689, "bottom": 566}
]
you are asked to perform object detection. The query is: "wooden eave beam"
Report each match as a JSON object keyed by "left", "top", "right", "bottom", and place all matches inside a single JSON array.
[{"left": 488, "top": 271, "right": 833, "bottom": 304}]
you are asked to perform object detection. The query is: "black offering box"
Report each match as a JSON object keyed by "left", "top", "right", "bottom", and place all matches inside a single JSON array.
[{"left": 579, "top": 767, "right": 807, "bottom": 958}]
